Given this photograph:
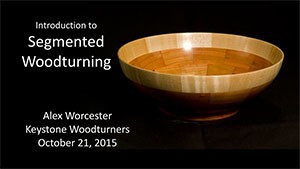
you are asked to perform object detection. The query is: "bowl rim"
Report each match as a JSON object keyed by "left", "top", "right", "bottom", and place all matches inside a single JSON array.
[{"left": 117, "top": 32, "right": 284, "bottom": 78}]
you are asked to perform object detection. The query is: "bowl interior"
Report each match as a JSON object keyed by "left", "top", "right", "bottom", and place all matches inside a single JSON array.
[{"left": 129, "top": 47, "right": 273, "bottom": 76}]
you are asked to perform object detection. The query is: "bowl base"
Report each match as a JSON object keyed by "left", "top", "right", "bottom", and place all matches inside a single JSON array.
[{"left": 159, "top": 107, "right": 238, "bottom": 121}]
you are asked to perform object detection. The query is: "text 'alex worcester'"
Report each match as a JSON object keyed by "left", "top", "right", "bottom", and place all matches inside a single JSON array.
[{"left": 43, "top": 111, "right": 112, "bottom": 121}]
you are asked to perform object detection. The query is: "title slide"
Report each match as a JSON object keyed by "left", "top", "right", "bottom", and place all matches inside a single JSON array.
[{"left": 1, "top": 1, "right": 299, "bottom": 168}]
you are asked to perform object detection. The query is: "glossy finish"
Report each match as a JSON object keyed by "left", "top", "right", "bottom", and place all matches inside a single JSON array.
[{"left": 118, "top": 33, "right": 284, "bottom": 121}]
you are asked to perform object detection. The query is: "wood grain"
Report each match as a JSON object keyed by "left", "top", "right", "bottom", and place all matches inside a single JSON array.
[{"left": 118, "top": 33, "right": 283, "bottom": 93}]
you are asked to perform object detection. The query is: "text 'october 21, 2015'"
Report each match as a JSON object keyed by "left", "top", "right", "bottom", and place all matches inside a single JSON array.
[{"left": 25, "top": 111, "right": 130, "bottom": 148}]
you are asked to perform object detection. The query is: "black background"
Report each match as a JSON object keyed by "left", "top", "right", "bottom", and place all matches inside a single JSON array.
[{"left": 1, "top": 1, "right": 299, "bottom": 168}]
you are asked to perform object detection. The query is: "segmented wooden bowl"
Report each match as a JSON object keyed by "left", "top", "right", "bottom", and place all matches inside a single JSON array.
[{"left": 118, "top": 33, "right": 284, "bottom": 121}]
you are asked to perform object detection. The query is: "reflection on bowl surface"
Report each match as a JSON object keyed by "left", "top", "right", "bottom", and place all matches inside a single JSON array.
[{"left": 118, "top": 33, "right": 284, "bottom": 121}]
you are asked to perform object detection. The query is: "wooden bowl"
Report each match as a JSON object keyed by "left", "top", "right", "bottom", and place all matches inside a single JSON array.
[{"left": 118, "top": 33, "right": 284, "bottom": 121}]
